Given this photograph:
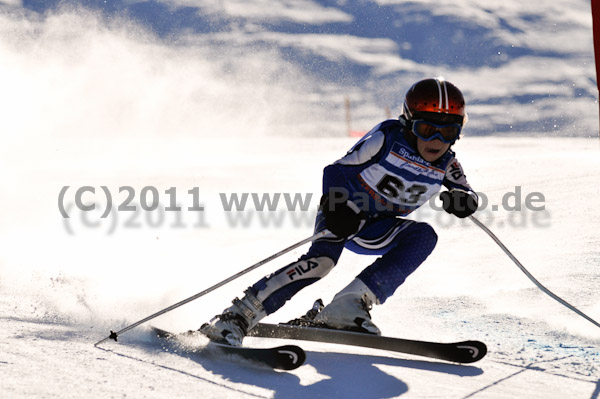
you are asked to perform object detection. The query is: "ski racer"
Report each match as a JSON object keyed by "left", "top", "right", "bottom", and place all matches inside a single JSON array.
[{"left": 201, "top": 78, "right": 479, "bottom": 346}]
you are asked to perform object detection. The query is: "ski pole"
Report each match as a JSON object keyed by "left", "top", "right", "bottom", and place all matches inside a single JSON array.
[
  {"left": 469, "top": 215, "right": 600, "bottom": 329},
  {"left": 95, "top": 230, "right": 330, "bottom": 346}
]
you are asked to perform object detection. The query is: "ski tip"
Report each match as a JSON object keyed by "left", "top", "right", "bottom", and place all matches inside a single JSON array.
[
  {"left": 215, "top": 343, "right": 306, "bottom": 370},
  {"left": 149, "top": 326, "right": 177, "bottom": 340},
  {"left": 455, "top": 340, "right": 487, "bottom": 363},
  {"left": 274, "top": 345, "right": 307, "bottom": 370}
]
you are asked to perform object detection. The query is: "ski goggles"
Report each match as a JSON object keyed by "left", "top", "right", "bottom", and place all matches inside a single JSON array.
[{"left": 411, "top": 120, "right": 462, "bottom": 144}]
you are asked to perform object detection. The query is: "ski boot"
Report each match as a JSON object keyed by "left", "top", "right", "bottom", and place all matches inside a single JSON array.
[
  {"left": 200, "top": 289, "right": 266, "bottom": 346},
  {"left": 313, "top": 278, "right": 381, "bottom": 335}
]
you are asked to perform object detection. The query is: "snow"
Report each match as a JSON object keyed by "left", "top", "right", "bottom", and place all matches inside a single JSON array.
[
  {"left": 1, "top": 135, "right": 598, "bottom": 398},
  {"left": 1, "top": 0, "right": 596, "bottom": 136},
  {"left": 161, "top": 0, "right": 354, "bottom": 24},
  {"left": 0, "top": 1, "right": 599, "bottom": 398}
]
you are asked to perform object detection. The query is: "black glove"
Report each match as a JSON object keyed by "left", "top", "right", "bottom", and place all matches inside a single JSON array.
[
  {"left": 319, "top": 194, "right": 365, "bottom": 238},
  {"left": 440, "top": 189, "right": 478, "bottom": 218}
]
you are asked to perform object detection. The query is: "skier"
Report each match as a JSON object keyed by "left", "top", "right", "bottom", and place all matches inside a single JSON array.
[{"left": 201, "top": 77, "right": 479, "bottom": 346}]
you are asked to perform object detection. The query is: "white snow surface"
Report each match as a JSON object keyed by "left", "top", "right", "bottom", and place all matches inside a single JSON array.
[
  {"left": 0, "top": 0, "right": 597, "bottom": 136},
  {"left": 1, "top": 135, "right": 599, "bottom": 398},
  {"left": 0, "top": 2, "right": 599, "bottom": 398}
]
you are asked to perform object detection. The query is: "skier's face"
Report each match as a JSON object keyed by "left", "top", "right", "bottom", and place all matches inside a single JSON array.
[{"left": 416, "top": 138, "right": 450, "bottom": 162}]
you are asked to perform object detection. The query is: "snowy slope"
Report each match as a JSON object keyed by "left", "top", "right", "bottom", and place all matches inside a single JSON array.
[
  {"left": 0, "top": 1, "right": 599, "bottom": 398},
  {"left": 1, "top": 136, "right": 599, "bottom": 398},
  {"left": 0, "top": 0, "right": 597, "bottom": 136}
]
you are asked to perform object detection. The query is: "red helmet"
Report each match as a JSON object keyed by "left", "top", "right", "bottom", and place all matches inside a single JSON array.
[{"left": 402, "top": 78, "right": 467, "bottom": 125}]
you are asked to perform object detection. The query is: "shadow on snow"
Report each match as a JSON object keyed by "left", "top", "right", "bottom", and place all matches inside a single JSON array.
[{"left": 130, "top": 331, "right": 483, "bottom": 399}]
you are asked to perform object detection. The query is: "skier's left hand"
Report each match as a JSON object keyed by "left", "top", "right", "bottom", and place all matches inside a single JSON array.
[{"left": 440, "top": 189, "right": 478, "bottom": 218}]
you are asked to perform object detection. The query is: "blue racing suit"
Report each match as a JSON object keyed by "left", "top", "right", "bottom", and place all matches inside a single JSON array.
[{"left": 250, "top": 117, "right": 477, "bottom": 313}]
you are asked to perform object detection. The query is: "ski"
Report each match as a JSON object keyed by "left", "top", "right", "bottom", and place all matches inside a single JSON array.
[
  {"left": 248, "top": 322, "right": 487, "bottom": 364},
  {"left": 150, "top": 327, "right": 306, "bottom": 371}
]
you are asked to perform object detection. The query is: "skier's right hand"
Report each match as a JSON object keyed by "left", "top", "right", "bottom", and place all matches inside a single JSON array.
[{"left": 319, "top": 194, "right": 365, "bottom": 238}]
